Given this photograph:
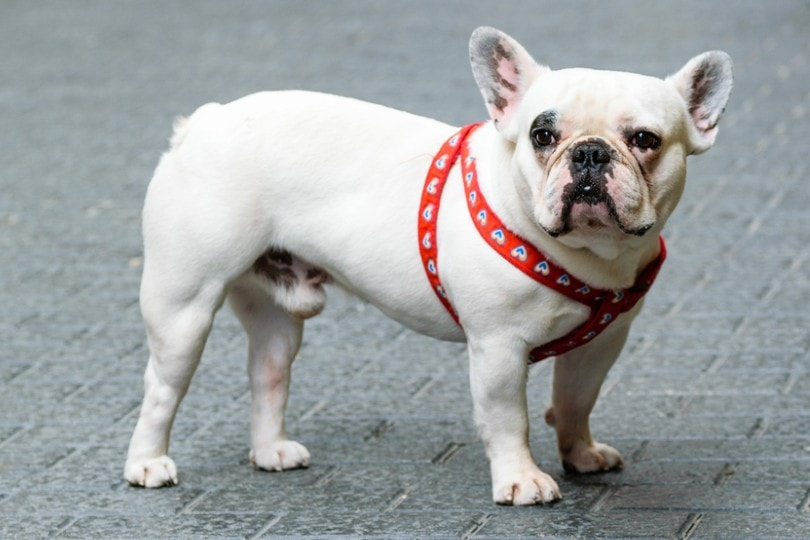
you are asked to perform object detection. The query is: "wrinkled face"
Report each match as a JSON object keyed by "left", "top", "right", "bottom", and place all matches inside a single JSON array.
[{"left": 512, "top": 69, "right": 690, "bottom": 247}]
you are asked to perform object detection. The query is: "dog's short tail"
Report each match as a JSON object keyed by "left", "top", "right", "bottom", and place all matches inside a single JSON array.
[
  {"left": 169, "top": 116, "right": 190, "bottom": 150},
  {"left": 168, "top": 102, "right": 223, "bottom": 150}
]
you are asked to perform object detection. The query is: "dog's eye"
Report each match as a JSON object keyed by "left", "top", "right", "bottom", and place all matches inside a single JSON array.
[
  {"left": 630, "top": 131, "right": 661, "bottom": 150},
  {"left": 531, "top": 129, "right": 557, "bottom": 148}
]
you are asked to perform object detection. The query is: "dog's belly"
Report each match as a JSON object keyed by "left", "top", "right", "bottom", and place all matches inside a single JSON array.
[{"left": 152, "top": 91, "right": 466, "bottom": 340}]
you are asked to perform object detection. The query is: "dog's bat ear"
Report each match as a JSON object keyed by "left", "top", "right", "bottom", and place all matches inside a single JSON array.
[
  {"left": 667, "top": 51, "right": 734, "bottom": 154},
  {"left": 469, "top": 27, "right": 547, "bottom": 139}
]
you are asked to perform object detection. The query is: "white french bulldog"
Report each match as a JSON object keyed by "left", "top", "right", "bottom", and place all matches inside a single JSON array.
[{"left": 125, "top": 27, "right": 732, "bottom": 505}]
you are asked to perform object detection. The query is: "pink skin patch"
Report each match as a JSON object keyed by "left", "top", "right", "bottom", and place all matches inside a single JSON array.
[
  {"left": 569, "top": 201, "right": 613, "bottom": 229},
  {"left": 480, "top": 38, "right": 523, "bottom": 123}
]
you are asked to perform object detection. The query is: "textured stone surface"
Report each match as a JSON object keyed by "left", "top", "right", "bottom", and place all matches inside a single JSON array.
[{"left": 1, "top": 0, "right": 809, "bottom": 537}]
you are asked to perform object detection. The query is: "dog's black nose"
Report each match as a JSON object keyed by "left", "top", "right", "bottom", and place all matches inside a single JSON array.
[
  {"left": 572, "top": 141, "right": 611, "bottom": 174},
  {"left": 566, "top": 140, "right": 613, "bottom": 204}
]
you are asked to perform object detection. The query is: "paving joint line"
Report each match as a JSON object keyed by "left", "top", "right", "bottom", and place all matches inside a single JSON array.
[
  {"left": 51, "top": 516, "right": 80, "bottom": 538},
  {"left": 705, "top": 353, "right": 729, "bottom": 373},
  {"left": 676, "top": 512, "right": 705, "bottom": 539},
  {"left": 798, "top": 488, "right": 810, "bottom": 512},
  {"left": 458, "top": 512, "right": 495, "bottom": 539},
  {"left": 781, "top": 372, "right": 800, "bottom": 394},
  {"left": 666, "top": 396, "right": 693, "bottom": 419},
  {"left": 248, "top": 514, "right": 284, "bottom": 540},
  {"left": 383, "top": 487, "right": 411, "bottom": 512},
  {"left": 46, "top": 447, "right": 78, "bottom": 470},
  {"left": 713, "top": 462, "right": 738, "bottom": 485},
  {"left": 588, "top": 485, "right": 616, "bottom": 513},
  {"left": 113, "top": 401, "right": 143, "bottom": 425},
  {"left": 631, "top": 440, "right": 651, "bottom": 462},
  {"left": 411, "top": 375, "right": 437, "bottom": 399},
  {"left": 597, "top": 375, "right": 620, "bottom": 398},
  {"left": 5, "top": 362, "right": 36, "bottom": 384},
  {"left": 747, "top": 418, "right": 768, "bottom": 439},
  {"left": 0, "top": 425, "right": 30, "bottom": 449},
  {"left": 364, "top": 419, "right": 394, "bottom": 443},
  {"left": 179, "top": 489, "right": 210, "bottom": 515},
  {"left": 60, "top": 382, "right": 91, "bottom": 403},
  {"left": 432, "top": 442, "right": 465, "bottom": 464},
  {"left": 298, "top": 399, "right": 328, "bottom": 422},
  {"left": 312, "top": 466, "right": 342, "bottom": 487}
]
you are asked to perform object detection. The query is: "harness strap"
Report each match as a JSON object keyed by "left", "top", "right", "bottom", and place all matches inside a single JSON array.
[
  {"left": 418, "top": 123, "right": 666, "bottom": 363},
  {"left": 417, "top": 124, "right": 479, "bottom": 324}
]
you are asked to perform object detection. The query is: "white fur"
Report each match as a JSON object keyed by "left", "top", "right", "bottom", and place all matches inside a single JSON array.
[{"left": 125, "top": 28, "right": 732, "bottom": 505}]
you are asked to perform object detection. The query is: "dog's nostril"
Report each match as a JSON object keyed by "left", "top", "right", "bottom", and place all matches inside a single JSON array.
[{"left": 572, "top": 143, "right": 610, "bottom": 167}]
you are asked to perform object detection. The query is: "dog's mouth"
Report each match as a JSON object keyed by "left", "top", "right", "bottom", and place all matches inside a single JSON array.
[{"left": 542, "top": 179, "right": 653, "bottom": 238}]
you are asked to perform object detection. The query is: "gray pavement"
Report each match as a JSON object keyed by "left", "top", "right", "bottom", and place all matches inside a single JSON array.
[{"left": 1, "top": 0, "right": 809, "bottom": 537}]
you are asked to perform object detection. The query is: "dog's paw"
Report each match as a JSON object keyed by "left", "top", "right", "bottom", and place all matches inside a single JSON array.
[
  {"left": 562, "top": 441, "right": 624, "bottom": 474},
  {"left": 124, "top": 455, "right": 178, "bottom": 488},
  {"left": 492, "top": 466, "right": 562, "bottom": 506},
  {"left": 250, "top": 440, "right": 311, "bottom": 471}
]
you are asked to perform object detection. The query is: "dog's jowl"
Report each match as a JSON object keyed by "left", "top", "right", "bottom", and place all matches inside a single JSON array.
[{"left": 125, "top": 27, "right": 732, "bottom": 505}]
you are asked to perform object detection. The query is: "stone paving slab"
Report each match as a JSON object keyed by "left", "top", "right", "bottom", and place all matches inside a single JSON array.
[{"left": 2, "top": 0, "right": 810, "bottom": 537}]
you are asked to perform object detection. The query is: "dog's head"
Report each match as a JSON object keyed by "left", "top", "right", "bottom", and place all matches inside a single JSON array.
[{"left": 470, "top": 27, "right": 733, "bottom": 255}]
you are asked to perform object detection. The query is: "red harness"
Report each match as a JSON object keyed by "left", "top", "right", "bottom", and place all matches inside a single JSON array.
[{"left": 418, "top": 123, "right": 666, "bottom": 363}]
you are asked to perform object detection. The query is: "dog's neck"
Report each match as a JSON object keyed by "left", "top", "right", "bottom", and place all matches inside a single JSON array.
[{"left": 468, "top": 122, "right": 662, "bottom": 290}]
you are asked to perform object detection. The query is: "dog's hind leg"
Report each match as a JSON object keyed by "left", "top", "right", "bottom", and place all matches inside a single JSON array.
[
  {"left": 124, "top": 263, "right": 226, "bottom": 488},
  {"left": 228, "top": 279, "right": 310, "bottom": 471}
]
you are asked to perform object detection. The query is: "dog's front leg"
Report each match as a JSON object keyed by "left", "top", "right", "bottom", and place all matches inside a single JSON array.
[
  {"left": 468, "top": 336, "right": 561, "bottom": 505},
  {"left": 544, "top": 320, "right": 631, "bottom": 474}
]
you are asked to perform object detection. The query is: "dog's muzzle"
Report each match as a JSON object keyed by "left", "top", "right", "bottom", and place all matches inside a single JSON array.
[
  {"left": 545, "top": 139, "right": 652, "bottom": 238},
  {"left": 569, "top": 141, "right": 612, "bottom": 204}
]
